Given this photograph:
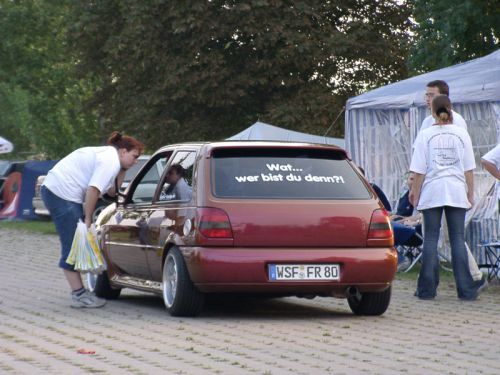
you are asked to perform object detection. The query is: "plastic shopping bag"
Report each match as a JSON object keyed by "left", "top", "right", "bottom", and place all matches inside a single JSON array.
[{"left": 66, "top": 220, "right": 106, "bottom": 274}]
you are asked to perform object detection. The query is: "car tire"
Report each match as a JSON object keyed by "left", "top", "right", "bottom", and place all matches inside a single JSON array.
[
  {"left": 87, "top": 272, "right": 97, "bottom": 293},
  {"left": 162, "top": 247, "right": 204, "bottom": 317},
  {"left": 347, "top": 285, "right": 391, "bottom": 316},
  {"left": 90, "top": 271, "right": 121, "bottom": 300}
]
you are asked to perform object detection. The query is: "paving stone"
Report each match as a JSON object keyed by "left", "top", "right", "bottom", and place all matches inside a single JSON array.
[{"left": 1, "top": 228, "right": 499, "bottom": 374}]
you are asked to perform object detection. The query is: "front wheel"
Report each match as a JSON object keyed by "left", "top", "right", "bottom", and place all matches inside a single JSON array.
[
  {"left": 92, "top": 201, "right": 108, "bottom": 223},
  {"left": 162, "top": 247, "right": 204, "bottom": 317},
  {"left": 347, "top": 286, "right": 392, "bottom": 316},
  {"left": 87, "top": 273, "right": 97, "bottom": 293},
  {"left": 89, "top": 271, "right": 121, "bottom": 300}
]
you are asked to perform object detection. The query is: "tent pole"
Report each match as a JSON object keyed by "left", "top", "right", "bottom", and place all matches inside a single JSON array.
[{"left": 324, "top": 107, "right": 345, "bottom": 137}]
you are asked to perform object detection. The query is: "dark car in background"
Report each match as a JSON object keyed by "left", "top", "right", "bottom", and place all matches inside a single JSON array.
[
  {"left": 32, "top": 155, "right": 153, "bottom": 221},
  {"left": 92, "top": 141, "right": 397, "bottom": 317},
  {"left": 0, "top": 160, "right": 11, "bottom": 176}
]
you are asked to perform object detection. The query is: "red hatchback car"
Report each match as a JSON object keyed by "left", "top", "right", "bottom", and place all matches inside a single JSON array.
[{"left": 93, "top": 141, "right": 397, "bottom": 316}]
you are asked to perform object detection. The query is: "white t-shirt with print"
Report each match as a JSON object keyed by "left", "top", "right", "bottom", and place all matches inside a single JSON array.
[
  {"left": 410, "top": 125, "right": 476, "bottom": 210},
  {"left": 43, "top": 146, "right": 121, "bottom": 203},
  {"left": 160, "top": 177, "right": 193, "bottom": 201},
  {"left": 420, "top": 110, "right": 467, "bottom": 132},
  {"left": 482, "top": 143, "right": 500, "bottom": 200}
]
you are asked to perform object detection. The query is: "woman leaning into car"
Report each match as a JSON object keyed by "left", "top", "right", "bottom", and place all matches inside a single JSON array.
[
  {"left": 41, "top": 131, "right": 144, "bottom": 308},
  {"left": 409, "top": 95, "right": 487, "bottom": 301}
]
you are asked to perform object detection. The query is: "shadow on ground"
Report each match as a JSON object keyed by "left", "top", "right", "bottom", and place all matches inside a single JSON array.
[{"left": 115, "top": 292, "right": 354, "bottom": 319}]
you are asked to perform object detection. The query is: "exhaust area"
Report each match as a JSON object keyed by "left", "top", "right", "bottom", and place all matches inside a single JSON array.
[{"left": 346, "top": 286, "right": 361, "bottom": 300}]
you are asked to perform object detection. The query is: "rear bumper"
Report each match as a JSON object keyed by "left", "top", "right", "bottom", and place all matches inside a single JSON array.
[{"left": 181, "top": 247, "right": 397, "bottom": 294}]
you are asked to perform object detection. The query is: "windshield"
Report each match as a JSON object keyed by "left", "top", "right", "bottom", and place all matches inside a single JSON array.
[{"left": 124, "top": 158, "right": 148, "bottom": 183}]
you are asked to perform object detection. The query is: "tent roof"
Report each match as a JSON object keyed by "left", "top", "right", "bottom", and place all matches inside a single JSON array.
[
  {"left": 347, "top": 49, "right": 500, "bottom": 110},
  {"left": 0, "top": 136, "right": 13, "bottom": 154},
  {"left": 227, "top": 121, "right": 345, "bottom": 149}
]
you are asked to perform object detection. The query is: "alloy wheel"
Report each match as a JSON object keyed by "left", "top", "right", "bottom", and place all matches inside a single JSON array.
[{"left": 163, "top": 253, "right": 178, "bottom": 308}]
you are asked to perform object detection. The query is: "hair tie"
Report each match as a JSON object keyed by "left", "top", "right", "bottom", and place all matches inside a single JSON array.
[{"left": 436, "top": 108, "right": 449, "bottom": 116}]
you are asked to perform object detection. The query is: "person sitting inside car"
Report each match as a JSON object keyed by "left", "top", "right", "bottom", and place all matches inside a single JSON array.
[{"left": 159, "top": 164, "right": 192, "bottom": 201}]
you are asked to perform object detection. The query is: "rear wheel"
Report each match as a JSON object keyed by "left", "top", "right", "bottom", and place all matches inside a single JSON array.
[
  {"left": 347, "top": 286, "right": 392, "bottom": 316},
  {"left": 162, "top": 247, "right": 204, "bottom": 317},
  {"left": 89, "top": 271, "right": 121, "bottom": 300}
]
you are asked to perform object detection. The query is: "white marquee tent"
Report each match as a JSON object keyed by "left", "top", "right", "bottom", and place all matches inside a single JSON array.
[
  {"left": 228, "top": 121, "right": 345, "bottom": 149},
  {"left": 345, "top": 49, "right": 500, "bottom": 258},
  {"left": 0, "top": 136, "right": 13, "bottom": 154}
]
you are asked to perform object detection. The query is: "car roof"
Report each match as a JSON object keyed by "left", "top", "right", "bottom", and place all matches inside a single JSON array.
[{"left": 153, "top": 140, "right": 348, "bottom": 159}]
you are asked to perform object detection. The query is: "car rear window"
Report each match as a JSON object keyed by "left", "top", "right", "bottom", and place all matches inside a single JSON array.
[{"left": 211, "top": 148, "right": 371, "bottom": 199}]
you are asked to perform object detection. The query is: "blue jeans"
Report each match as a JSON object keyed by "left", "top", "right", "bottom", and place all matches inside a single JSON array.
[
  {"left": 41, "top": 186, "right": 83, "bottom": 271},
  {"left": 417, "top": 206, "right": 479, "bottom": 300}
]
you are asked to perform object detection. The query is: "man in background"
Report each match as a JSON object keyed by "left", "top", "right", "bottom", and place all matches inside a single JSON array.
[{"left": 420, "top": 80, "right": 467, "bottom": 132}]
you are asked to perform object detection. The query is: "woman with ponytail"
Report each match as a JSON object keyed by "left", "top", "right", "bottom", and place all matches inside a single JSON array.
[
  {"left": 409, "top": 95, "right": 487, "bottom": 300},
  {"left": 41, "top": 131, "right": 144, "bottom": 308}
]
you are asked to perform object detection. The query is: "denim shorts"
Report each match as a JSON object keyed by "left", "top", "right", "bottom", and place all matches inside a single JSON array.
[{"left": 41, "top": 185, "right": 83, "bottom": 271}]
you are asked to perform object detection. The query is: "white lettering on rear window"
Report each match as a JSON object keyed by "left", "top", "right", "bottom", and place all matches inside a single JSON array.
[
  {"left": 234, "top": 175, "right": 260, "bottom": 182},
  {"left": 266, "top": 163, "right": 302, "bottom": 172},
  {"left": 234, "top": 163, "right": 345, "bottom": 184}
]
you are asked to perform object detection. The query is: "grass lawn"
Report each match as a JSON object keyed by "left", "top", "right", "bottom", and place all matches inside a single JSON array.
[
  {"left": 396, "top": 261, "right": 499, "bottom": 297},
  {"left": 395, "top": 262, "right": 456, "bottom": 281},
  {"left": 0, "top": 219, "right": 56, "bottom": 235}
]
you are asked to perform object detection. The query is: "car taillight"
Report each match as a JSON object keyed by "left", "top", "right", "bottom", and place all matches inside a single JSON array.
[
  {"left": 367, "top": 209, "right": 394, "bottom": 247},
  {"left": 197, "top": 208, "right": 233, "bottom": 238}
]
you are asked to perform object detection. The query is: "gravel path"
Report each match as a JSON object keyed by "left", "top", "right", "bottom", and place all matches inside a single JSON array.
[{"left": 1, "top": 227, "right": 499, "bottom": 374}]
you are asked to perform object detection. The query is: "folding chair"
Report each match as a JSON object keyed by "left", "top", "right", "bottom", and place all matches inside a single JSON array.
[
  {"left": 477, "top": 241, "right": 500, "bottom": 281},
  {"left": 393, "top": 222, "right": 424, "bottom": 273}
]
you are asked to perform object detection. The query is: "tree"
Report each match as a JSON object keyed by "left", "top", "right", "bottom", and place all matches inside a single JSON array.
[
  {"left": 408, "top": 0, "right": 500, "bottom": 74},
  {"left": 68, "top": 0, "right": 412, "bottom": 148},
  {"left": 0, "top": 0, "right": 100, "bottom": 159}
]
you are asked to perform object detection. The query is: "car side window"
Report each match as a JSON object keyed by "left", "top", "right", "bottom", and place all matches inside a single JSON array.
[
  {"left": 157, "top": 151, "right": 196, "bottom": 202},
  {"left": 128, "top": 153, "right": 171, "bottom": 204}
]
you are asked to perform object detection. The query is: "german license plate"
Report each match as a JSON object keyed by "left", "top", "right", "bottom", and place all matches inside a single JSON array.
[{"left": 269, "top": 264, "right": 340, "bottom": 281}]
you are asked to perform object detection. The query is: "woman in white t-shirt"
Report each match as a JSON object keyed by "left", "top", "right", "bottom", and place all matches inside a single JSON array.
[
  {"left": 41, "top": 131, "right": 144, "bottom": 308},
  {"left": 409, "top": 95, "right": 487, "bottom": 300}
]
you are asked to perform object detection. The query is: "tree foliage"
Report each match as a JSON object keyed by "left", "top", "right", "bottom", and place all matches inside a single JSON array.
[
  {"left": 0, "top": 0, "right": 100, "bottom": 159},
  {"left": 408, "top": 0, "right": 500, "bottom": 74},
  {"left": 68, "top": 0, "right": 412, "bottom": 149}
]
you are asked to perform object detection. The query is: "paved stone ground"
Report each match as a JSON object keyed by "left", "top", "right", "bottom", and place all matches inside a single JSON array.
[{"left": 1, "top": 227, "right": 499, "bottom": 375}]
